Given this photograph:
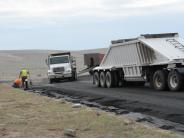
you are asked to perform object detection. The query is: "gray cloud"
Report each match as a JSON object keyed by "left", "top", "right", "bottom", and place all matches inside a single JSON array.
[{"left": 0, "top": 0, "right": 183, "bottom": 23}]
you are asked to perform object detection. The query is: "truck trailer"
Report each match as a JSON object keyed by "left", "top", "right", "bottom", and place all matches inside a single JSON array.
[
  {"left": 46, "top": 52, "right": 77, "bottom": 83},
  {"left": 93, "top": 33, "right": 184, "bottom": 91}
]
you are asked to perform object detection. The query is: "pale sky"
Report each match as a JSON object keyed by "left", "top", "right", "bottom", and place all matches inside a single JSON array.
[{"left": 0, "top": 0, "right": 184, "bottom": 50}]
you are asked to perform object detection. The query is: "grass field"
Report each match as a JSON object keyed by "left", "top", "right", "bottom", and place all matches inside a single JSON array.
[{"left": 0, "top": 83, "right": 183, "bottom": 138}]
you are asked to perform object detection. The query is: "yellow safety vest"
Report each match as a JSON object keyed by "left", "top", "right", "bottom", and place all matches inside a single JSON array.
[{"left": 20, "top": 69, "right": 29, "bottom": 77}]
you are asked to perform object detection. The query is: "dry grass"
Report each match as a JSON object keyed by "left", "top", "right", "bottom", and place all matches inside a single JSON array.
[
  {"left": 0, "top": 49, "right": 107, "bottom": 81},
  {"left": 0, "top": 83, "right": 183, "bottom": 138}
]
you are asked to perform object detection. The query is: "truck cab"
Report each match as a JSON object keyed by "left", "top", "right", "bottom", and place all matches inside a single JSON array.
[{"left": 46, "top": 52, "right": 77, "bottom": 83}]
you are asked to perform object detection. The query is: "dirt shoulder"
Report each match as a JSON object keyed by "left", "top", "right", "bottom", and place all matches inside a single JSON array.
[{"left": 0, "top": 83, "right": 182, "bottom": 138}]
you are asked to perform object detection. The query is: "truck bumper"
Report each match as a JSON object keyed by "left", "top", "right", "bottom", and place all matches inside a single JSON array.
[{"left": 48, "top": 73, "right": 72, "bottom": 79}]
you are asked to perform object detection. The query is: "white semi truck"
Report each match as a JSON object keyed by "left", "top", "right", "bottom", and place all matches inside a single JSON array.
[
  {"left": 93, "top": 33, "right": 184, "bottom": 91},
  {"left": 46, "top": 52, "right": 77, "bottom": 83}
]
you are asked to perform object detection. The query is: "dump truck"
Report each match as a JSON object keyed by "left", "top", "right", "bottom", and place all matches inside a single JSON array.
[
  {"left": 46, "top": 52, "right": 77, "bottom": 83},
  {"left": 93, "top": 33, "right": 184, "bottom": 91}
]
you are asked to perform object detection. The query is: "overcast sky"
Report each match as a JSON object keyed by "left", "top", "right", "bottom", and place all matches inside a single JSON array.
[{"left": 0, "top": 0, "right": 184, "bottom": 50}]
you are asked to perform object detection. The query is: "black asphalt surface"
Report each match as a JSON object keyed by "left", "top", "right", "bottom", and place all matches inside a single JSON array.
[{"left": 32, "top": 75, "right": 184, "bottom": 133}]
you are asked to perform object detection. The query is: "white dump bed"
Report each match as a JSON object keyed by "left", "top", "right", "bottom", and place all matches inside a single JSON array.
[
  {"left": 140, "top": 36, "right": 184, "bottom": 60},
  {"left": 96, "top": 33, "right": 184, "bottom": 70},
  {"left": 94, "top": 33, "right": 184, "bottom": 81}
]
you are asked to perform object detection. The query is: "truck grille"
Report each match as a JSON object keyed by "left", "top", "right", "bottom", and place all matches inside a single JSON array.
[{"left": 53, "top": 67, "right": 65, "bottom": 73}]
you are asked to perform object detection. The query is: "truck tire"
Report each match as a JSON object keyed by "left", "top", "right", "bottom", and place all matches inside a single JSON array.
[
  {"left": 153, "top": 70, "right": 168, "bottom": 91},
  {"left": 100, "top": 71, "right": 106, "bottom": 88},
  {"left": 168, "top": 71, "right": 183, "bottom": 91},
  {"left": 94, "top": 72, "right": 100, "bottom": 87},
  {"left": 106, "top": 71, "right": 114, "bottom": 88}
]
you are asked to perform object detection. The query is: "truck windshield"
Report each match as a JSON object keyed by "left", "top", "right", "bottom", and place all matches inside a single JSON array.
[{"left": 50, "top": 56, "right": 69, "bottom": 65}]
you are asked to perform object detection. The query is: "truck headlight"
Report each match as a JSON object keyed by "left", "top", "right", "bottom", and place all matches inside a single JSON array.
[
  {"left": 66, "top": 69, "right": 72, "bottom": 73},
  {"left": 48, "top": 70, "right": 52, "bottom": 74}
]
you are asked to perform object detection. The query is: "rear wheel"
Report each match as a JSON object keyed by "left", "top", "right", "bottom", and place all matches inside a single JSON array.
[
  {"left": 100, "top": 71, "right": 106, "bottom": 88},
  {"left": 106, "top": 71, "right": 114, "bottom": 88},
  {"left": 94, "top": 72, "right": 100, "bottom": 87},
  {"left": 168, "top": 71, "right": 183, "bottom": 91},
  {"left": 153, "top": 70, "right": 168, "bottom": 91}
]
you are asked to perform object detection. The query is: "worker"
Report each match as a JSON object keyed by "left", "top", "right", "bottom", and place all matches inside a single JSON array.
[
  {"left": 19, "top": 68, "right": 30, "bottom": 89},
  {"left": 12, "top": 78, "right": 21, "bottom": 88}
]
